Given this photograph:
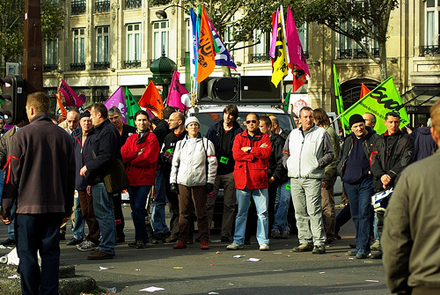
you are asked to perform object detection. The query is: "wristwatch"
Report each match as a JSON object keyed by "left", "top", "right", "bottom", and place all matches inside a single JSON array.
[{"left": 247, "top": 147, "right": 252, "bottom": 153}]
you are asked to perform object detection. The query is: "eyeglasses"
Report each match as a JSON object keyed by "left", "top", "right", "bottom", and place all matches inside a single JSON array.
[{"left": 246, "top": 120, "right": 257, "bottom": 124}]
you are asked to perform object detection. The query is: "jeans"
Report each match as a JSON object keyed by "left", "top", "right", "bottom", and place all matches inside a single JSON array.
[
  {"left": 233, "top": 188, "right": 269, "bottom": 246},
  {"left": 0, "top": 171, "right": 4, "bottom": 203},
  {"left": 16, "top": 213, "right": 63, "bottom": 295},
  {"left": 335, "top": 205, "right": 351, "bottom": 234},
  {"left": 151, "top": 169, "right": 170, "bottom": 236},
  {"left": 92, "top": 182, "right": 116, "bottom": 254},
  {"left": 8, "top": 201, "right": 16, "bottom": 241},
  {"left": 72, "top": 196, "right": 85, "bottom": 240},
  {"left": 128, "top": 185, "right": 151, "bottom": 243},
  {"left": 272, "top": 180, "right": 291, "bottom": 231},
  {"left": 78, "top": 190, "right": 100, "bottom": 244},
  {"left": 344, "top": 177, "right": 374, "bottom": 252},
  {"left": 291, "top": 178, "right": 326, "bottom": 246}
]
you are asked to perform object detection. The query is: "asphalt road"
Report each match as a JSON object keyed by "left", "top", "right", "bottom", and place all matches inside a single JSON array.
[{"left": 0, "top": 204, "right": 390, "bottom": 295}]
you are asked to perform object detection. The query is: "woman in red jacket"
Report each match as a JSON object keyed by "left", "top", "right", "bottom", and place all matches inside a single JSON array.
[{"left": 121, "top": 110, "right": 160, "bottom": 249}]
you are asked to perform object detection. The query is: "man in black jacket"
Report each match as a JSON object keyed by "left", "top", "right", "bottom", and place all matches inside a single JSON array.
[
  {"left": 206, "top": 105, "right": 242, "bottom": 242},
  {"left": 370, "top": 112, "right": 414, "bottom": 259},
  {"left": 80, "top": 103, "right": 121, "bottom": 259}
]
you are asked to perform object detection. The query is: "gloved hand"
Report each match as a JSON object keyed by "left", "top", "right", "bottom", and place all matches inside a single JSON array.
[
  {"left": 170, "top": 183, "right": 179, "bottom": 195},
  {"left": 206, "top": 183, "right": 214, "bottom": 194}
]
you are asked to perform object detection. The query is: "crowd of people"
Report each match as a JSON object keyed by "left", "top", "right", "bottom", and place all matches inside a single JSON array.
[{"left": 0, "top": 94, "right": 439, "bottom": 294}]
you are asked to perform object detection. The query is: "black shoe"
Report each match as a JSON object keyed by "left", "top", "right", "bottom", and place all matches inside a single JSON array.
[
  {"left": 220, "top": 236, "right": 230, "bottom": 243},
  {"left": 0, "top": 238, "right": 16, "bottom": 246},
  {"left": 66, "top": 237, "right": 83, "bottom": 246}
]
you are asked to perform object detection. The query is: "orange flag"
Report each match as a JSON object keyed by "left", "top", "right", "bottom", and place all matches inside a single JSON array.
[
  {"left": 197, "top": 4, "right": 216, "bottom": 83},
  {"left": 360, "top": 83, "right": 370, "bottom": 100},
  {"left": 138, "top": 81, "right": 165, "bottom": 119},
  {"left": 55, "top": 91, "right": 67, "bottom": 120}
]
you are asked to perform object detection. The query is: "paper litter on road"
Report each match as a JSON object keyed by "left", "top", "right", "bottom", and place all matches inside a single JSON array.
[
  {"left": 99, "top": 266, "right": 114, "bottom": 271},
  {"left": 319, "top": 272, "right": 325, "bottom": 274},
  {"left": 139, "top": 286, "right": 165, "bottom": 292},
  {"left": 244, "top": 258, "right": 260, "bottom": 262},
  {"left": 365, "top": 280, "right": 379, "bottom": 283},
  {"left": 173, "top": 266, "right": 184, "bottom": 269},
  {"left": 8, "top": 274, "right": 19, "bottom": 279},
  {"left": 208, "top": 292, "right": 220, "bottom": 295},
  {"left": 273, "top": 252, "right": 282, "bottom": 255},
  {"left": 233, "top": 255, "right": 243, "bottom": 258}
]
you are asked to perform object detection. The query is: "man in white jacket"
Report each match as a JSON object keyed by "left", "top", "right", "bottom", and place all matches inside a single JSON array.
[{"left": 282, "top": 107, "right": 334, "bottom": 254}]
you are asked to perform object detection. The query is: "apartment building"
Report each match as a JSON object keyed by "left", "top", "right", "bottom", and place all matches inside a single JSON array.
[{"left": 42, "top": 0, "right": 440, "bottom": 126}]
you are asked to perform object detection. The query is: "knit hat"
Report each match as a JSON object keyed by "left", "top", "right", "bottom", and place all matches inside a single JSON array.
[
  {"left": 349, "top": 114, "right": 365, "bottom": 128},
  {"left": 79, "top": 110, "right": 91, "bottom": 120},
  {"left": 185, "top": 116, "right": 200, "bottom": 128}
]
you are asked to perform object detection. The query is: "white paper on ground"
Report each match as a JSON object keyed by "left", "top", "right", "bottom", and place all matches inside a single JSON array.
[{"left": 139, "top": 286, "right": 165, "bottom": 292}]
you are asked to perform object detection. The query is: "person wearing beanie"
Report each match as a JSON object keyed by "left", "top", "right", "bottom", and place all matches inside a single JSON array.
[
  {"left": 170, "top": 115, "right": 217, "bottom": 250},
  {"left": 337, "top": 113, "right": 378, "bottom": 259}
]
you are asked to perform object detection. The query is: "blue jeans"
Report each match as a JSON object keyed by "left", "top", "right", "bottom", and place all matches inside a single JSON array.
[
  {"left": 272, "top": 180, "right": 291, "bottom": 231},
  {"left": 8, "top": 201, "right": 16, "bottom": 241},
  {"left": 233, "top": 188, "right": 269, "bottom": 246},
  {"left": 92, "top": 183, "right": 116, "bottom": 254},
  {"left": 16, "top": 213, "right": 63, "bottom": 295},
  {"left": 0, "top": 171, "right": 4, "bottom": 203},
  {"left": 72, "top": 196, "right": 85, "bottom": 239},
  {"left": 344, "top": 177, "right": 374, "bottom": 252},
  {"left": 151, "top": 170, "right": 170, "bottom": 235},
  {"left": 128, "top": 185, "right": 151, "bottom": 243}
]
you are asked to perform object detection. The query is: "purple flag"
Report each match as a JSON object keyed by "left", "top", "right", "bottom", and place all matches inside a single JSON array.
[
  {"left": 269, "top": 9, "right": 279, "bottom": 59},
  {"left": 104, "top": 86, "right": 126, "bottom": 123},
  {"left": 206, "top": 17, "right": 237, "bottom": 69},
  {"left": 167, "top": 71, "right": 189, "bottom": 112}
]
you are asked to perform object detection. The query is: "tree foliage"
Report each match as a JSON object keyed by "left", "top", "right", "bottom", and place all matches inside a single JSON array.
[
  {"left": 305, "top": 0, "right": 399, "bottom": 81},
  {"left": 0, "top": 0, "right": 65, "bottom": 63}
]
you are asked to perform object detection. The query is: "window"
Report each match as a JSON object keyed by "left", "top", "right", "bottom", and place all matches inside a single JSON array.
[
  {"left": 251, "top": 29, "right": 270, "bottom": 63},
  {"left": 125, "top": 0, "right": 141, "bottom": 9},
  {"left": 95, "top": 26, "right": 110, "bottom": 69},
  {"left": 125, "top": 24, "right": 141, "bottom": 67},
  {"left": 44, "top": 40, "right": 58, "bottom": 72},
  {"left": 72, "top": 28, "right": 85, "bottom": 70},
  {"left": 71, "top": 0, "right": 86, "bottom": 15},
  {"left": 96, "top": 0, "right": 110, "bottom": 12},
  {"left": 426, "top": 0, "right": 440, "bottom": 45},
  {"left": 153, "top": 21, "right": 168, "bottom": 59}
]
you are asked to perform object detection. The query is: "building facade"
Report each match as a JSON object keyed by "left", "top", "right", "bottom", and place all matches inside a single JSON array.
[{"left": 42, "top": 0, "right": 440, "bottom": 126}]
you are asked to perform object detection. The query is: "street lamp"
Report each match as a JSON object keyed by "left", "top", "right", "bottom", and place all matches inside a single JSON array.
[{"left": 155, "top": 4, "right": 185, "bottom": 20}]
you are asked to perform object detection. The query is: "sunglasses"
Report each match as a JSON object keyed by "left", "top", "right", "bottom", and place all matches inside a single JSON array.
[{"left": 246, "top": 120, "right": 257, "bottom": 124}]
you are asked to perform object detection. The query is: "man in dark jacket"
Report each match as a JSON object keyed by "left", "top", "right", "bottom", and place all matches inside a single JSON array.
[
  {"left": 206, "top": 104, "right": 242, "bottom": 242},
  {"left": 73, "top": 111, "right": 101, "bottom": 252},
  {"left": 0, "top": 92, "right": 75, "bottom": 294},
  {"left": 337, "top": 114, "right": 378, "bottom": 259},
  {"left": 370, "top": 111, "right": 414, "bottom": 259},
  {"left": 80, "top": 103, "right": 121, "bottom": 259},
  {"left": 260, "top": 116, "right": 290, "bottom": 239},
  {"left": 410, "top": 121, "right": 437, "bottom": 161}
]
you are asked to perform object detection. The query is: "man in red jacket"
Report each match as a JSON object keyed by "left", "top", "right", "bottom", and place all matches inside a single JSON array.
[{"left": 226, "top": 113, "right": 272, "bottom": 251}]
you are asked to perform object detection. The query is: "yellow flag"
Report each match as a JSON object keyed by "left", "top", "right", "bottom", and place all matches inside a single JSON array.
[{"left": 271, "top": 9, "right": 288, "bottom": 87}]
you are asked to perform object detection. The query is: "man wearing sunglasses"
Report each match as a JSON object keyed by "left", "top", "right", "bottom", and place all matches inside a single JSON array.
[
  {"left": 226, "top": 113, "right": 272, "bottom": 251},
  {"left": 282, "top": 106, "right": 334, "bottom": 254}
]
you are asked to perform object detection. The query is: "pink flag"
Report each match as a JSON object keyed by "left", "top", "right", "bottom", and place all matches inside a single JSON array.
[
  {"left": 269, "top": 9, "right": 279, "bottom": 59},
  {"left": 104, "top": 86, "right": 126, "bottom": 123},
  {"left": 286, "top": 7, "right": 310, "bottom": 77},
  {"left": 167, "top": 71, "right": 189, "bottom": 112},
  {"left": 59, "top": 79, "right": 85, "bottom": 107}
]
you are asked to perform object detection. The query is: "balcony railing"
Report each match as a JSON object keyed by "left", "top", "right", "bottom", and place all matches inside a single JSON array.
[
  {"left": 125, "top": 0, "right": 141, "bottom": 9},
  {"left": 95, "top": 0, "right": 110, "bottom": 12},
  {"left": 94, "top": 62, "right": 110, "bottom": 70},
  {"left": 70, "top": 63, "right": 86, "bottom": 71},
  {"left": 420, "top": 45, "right": 440, "bottom": 57},
  {"left": 250, "top": 54, "right": 271, "bottom": 63},
  {"left": 124, "top": 60, "right": 141, "bottom": 68},
  {"left": 337, "top": 48, "right": 379, "bottom": 60},
  {"left": 71, "top": 1, "right": 86, "bottom": 15},
  {"left": 43, "top": 64, "right": 58, "bottom": 72}
]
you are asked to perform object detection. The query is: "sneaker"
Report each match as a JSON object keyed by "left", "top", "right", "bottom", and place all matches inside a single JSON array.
[
  {"left": 136, "top": 241, "right": 149, "bottom": 249},
  {"left": 226, "top": 242, "right": 244, "bottom": 250},
  {"left": 200, "top": 241, "right": 209, "bottom": 250},
  {"left": 149, "top": 237, "right": 158, "bottom": 245},
  {"left": 259, "top": 243, "right": 269, "bottom": 251},
  {"left": 312, "top": 245, "right": 326, "bottom": 254},
  {"left": 370, "top": 240, "right": 380, "bottom": 251},
  {"left": 292, "top": 244, "right": 313, "bottom": 252},
  {"left": 220, "top": 236, "right": 230, "bottom": 243},
  {"left": 164, "top": 236, "right": 178, "bottom": 244},
  {"left": 281, "top": 230, "right": 290, "bottom": 239},
  {"left": 370, "top": 251, "right": 382, "bottom": 259},
  {"left": 0, "top": 238, "right": 16, "bottom": 246},
  {"left": 271, "top": 230, "right": 281, "bottom": 239},
  {"left": 87, "top": 250, "right": 114, "bottom": 260},
  {"left": 347, "top": 249, "right": 358, "bottom": 256},
  {"left": 173, "top": 240, "right": 187, "bottom": 249},
  {"left": 356, "top": 249, "right": 368, "bottom": 259},
  {"left": 76, "top": 240, "right": 99, "bottom": 252},
  {"left": 66, "top": 237, "right": 83, "bottom": 246}
]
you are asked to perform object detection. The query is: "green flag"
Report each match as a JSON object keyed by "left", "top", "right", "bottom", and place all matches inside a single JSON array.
[
  {"left": 333, "top": 65, "right": 349, "bottom": 130},
  {"left": 125, "top": 86, "right": 141, "bottom": 127},
  {"left": 340, "top": 76, "right": 409, "bottom": 135},
  {"left": 283, "top": 89, "right": 291, "bottom": 111}
]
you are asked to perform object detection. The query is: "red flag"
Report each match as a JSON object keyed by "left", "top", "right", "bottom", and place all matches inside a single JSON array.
[
  {"left": 197, "top": 4, "right": 216, "bottom": 83},
  {"left": 55, "top": 91, "right": 67, "bottom": 120},
  {"left": 360, "top": 83, "right": 370, "bottom": 99},
  {"left": 138, "top": 81, "right": 164, "bottom": 119},
  {"left": 58, "top": 79, "right": 85, "bottom": 107},
  {"left": 167, "top": 71, "right": 189, "bottom": 112}
]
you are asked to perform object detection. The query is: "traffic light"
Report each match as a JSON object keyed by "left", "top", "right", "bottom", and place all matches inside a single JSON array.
[{"left": 0, "top": 75, "right": 26, "bottom": 125}]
